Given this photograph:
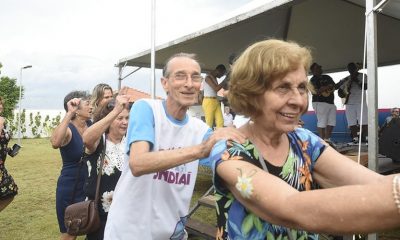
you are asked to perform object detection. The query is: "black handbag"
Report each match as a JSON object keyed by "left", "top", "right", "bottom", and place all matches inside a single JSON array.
[{"left": 64, "top": 136, "right": 106, "bottom": 236}]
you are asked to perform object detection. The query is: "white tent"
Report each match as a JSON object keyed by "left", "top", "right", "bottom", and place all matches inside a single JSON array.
[
  {"left": 116, "top": 0, "right": 400, "bottom": 72},
  {"left": 117, "top": 0, "right": 399, "bottom": 184}
]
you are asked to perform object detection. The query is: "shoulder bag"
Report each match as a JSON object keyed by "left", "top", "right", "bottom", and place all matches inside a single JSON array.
[{"left": 64, "top": 135, "right": 106, "bottom": 236}]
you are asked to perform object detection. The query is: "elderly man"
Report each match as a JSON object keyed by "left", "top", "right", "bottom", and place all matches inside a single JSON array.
[{"left": 104, "top": 53, "right": 245, "bottom": 240}]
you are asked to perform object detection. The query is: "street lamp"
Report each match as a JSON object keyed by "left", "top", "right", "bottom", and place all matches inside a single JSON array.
[{"left": 17, "top": 65, "right": 32, "bottom": 145}]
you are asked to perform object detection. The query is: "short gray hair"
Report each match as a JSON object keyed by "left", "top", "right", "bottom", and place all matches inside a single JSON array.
[{"left": 162, "top": 53, "right": 198, "bottom": 77}]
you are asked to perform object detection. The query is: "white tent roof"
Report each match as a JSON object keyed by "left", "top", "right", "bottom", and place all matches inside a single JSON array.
[{"left": 117, "top": 0, "right": 400, "bottom": 73}]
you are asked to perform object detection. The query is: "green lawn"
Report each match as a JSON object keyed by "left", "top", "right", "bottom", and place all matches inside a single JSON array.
[{"left": 0, "top": 138, "right": 399, "bottom": 240}]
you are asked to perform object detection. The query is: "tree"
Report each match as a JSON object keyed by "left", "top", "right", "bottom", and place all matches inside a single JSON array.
[{"left": 0, "top": 62, "right": 23, "bottom": 121}]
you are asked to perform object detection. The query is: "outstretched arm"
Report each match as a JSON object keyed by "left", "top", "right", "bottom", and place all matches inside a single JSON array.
[
  {"left": 129, "top": 127, "right": 246, "bottom": 177},
  {"left": 313, "top": 146, "right": 384, "bottom": 187},
  {"left": 217, "top": 158, "right": 400, "bottom": 235}
]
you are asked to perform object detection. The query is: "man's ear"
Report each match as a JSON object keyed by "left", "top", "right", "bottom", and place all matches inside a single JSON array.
[{"left": 161, "top": 77, "right": 169, "bottom": 93}]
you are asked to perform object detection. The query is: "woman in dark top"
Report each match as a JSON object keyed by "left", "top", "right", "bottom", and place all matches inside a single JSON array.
[
  {"left": 0, "top": 96, "right": 18, "bottom": 212},
  {"left": 82, "top": 91, "right": 130, "bottom": 240},
  {"left": 50, "top": 91, "right": 92, "bottom": 240}
]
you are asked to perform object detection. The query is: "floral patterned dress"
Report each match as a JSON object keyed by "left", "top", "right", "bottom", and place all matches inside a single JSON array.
[
  {"left": 85, "top": 136, "right": 126, "bottom": 218},
  {"left": 212, "top": 128, "right": 326, "bottom": 240},
  {"left": 0, "top": 123, "right": 18, "bottom": 199}
]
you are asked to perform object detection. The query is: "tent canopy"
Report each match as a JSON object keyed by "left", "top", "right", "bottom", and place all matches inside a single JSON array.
[{"left": 116, "top": 0, "right": 400, "bottom": 73}]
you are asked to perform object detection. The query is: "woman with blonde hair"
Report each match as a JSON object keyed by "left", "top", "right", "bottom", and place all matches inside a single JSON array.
[{"left": 91, "top": 83, "right": 113, "bottom": 111}]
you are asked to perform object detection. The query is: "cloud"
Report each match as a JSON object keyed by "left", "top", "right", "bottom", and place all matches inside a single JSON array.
[{"left": 0, "top": 0, "right": 253, "bottom": 110}]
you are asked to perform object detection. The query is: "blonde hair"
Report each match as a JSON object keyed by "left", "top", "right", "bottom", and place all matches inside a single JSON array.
[
  {"left": 228, "top": 39, "right": 312, "bottom": 118},
  {"left": 91, "top": 83, "right": 113, "bottom": 109}
]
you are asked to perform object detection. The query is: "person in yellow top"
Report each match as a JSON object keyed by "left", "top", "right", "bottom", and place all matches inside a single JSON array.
[{"left": 202, "top": 64, "right": 227, "bottom": 128}]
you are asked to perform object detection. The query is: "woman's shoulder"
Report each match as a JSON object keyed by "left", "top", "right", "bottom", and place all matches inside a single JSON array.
[
  {"left": 290, "top": 128, "right": 323, "bottom": 147},
  {"left": 225, "top": 140, "right": 256, "bottom": 161}
]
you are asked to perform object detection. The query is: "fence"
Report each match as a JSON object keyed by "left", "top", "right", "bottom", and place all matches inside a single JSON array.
[{"left": 9, "top": 109, "right": 64, "bottom": 139}]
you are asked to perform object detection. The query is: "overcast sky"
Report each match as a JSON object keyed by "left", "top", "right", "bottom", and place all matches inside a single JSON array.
[
  {"left": 0, "top": 0, "right": 251, "bottom": 109},
  {"left": 1, "top": 0, "right": 399, "bottom": 110}
]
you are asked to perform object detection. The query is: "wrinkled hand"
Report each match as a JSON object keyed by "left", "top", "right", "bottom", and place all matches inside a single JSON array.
[
  {"left": 114, "top": 86, "right": 131, "bottom": 111},
  {"left": 114, "top": 94, "right": 130, "bottom": 112},
  {"left": 67, "top": 98, "right": 81, "bottom": 113},
  {"left": 202, "top": 127, "right": 246, "bottom": 158},
  {"left": 118, "top": 86, "right": 130, "bottom": 96}
]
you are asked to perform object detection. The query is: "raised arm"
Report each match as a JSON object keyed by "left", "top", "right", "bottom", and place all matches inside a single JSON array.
[
  {"left": 205, "top": 75, "right": 226, "bottom": 92},
  {"left": 216, "top": 157, "right": 399, "bottom": 235},
  {"left": 50, "top": 98, "right": 80, "bottom": 149},
  {"left": 83, "top": 94, "right": 130, "bottom": 153},
  {"left": 129, "top": 127, "right": 246, "bottom": 177}
]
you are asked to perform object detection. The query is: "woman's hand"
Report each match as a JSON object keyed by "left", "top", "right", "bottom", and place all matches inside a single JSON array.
[
  {"left": 113, "top": 86, "right": 131, "bottom": 112},
  {"left": 67, "top": 98, "right": 81, "bottom": 114},
  {"left": 114, "top": 95, "right": 130, "bottom": 112}
]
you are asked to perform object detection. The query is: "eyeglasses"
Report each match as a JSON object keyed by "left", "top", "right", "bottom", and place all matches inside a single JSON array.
[{"left": 171, "top": 73, "right": 203, "bottom": 83}]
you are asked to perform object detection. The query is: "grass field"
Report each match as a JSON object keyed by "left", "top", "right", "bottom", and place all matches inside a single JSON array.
[{"left": 0, "top": 138, "right": 399, "bottom": 240}]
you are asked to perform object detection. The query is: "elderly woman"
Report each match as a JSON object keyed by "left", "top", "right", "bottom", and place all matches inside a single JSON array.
[
  {"left": 0, "top": 96, "right": 18, "bottom": 212},
  {"left": 82, "top": 93, "right": 130, "bottom": 240},
  {"left": 50, "top": 91, "right": 92, "bottom": 240},
  {"left": 211, "top": 39, "right": 400, "bottom": 239}
]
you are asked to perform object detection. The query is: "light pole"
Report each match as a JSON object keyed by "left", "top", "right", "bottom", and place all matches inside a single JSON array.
[{"left": 17, "top": 65, "right": 32, "bottom": 145}]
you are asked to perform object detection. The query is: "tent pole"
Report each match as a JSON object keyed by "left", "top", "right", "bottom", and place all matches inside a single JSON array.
[
  {"left": 118, "top": 66, "right": 123, "bottom": 90},
  {"left": 150, "top": 0, "right": 156, "bottom": 99},
  {"left": 366, "top": 0, "right": 379, "bottom": 238}
]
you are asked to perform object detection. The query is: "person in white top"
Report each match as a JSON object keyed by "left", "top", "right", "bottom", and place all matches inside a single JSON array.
[
  {"left": 202, "top": 64, "right": 227, "bottom": 128},
  {"left": 337, "top": 62, "right": 368, "bottom": 143},
  {"left": 104, "top": 53, "right": 245, "bottom": 240},
  {"left": 223, "top": 106, "right": 234, "bottom": 127}
]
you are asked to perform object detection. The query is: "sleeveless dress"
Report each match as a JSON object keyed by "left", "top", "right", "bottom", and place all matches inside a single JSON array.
[
  {"left": 55, "top": 122, "right": 90, "bottom": 232},
  {"left": 0, "top": 123, "right": 18, "bottom": 199}
]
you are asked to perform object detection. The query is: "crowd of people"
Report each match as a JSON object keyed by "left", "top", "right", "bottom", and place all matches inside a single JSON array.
[
  {"left": 309, "top": 61, "right": 370, "bottom": 145},
  {"left": 1, "top": 39, "right": 400, "bottom": 240}
]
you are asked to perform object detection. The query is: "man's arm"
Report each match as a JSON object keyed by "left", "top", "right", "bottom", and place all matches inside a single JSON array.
[{"left": 129, "top": 127, "right": 246, "bottom": 177}]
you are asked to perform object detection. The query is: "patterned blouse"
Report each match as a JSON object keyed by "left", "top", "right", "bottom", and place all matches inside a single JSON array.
[
  {"left": 212, "top": 128, "right": 326, "bottom": 240},
  {"left": 85, "top": 136, "right": 126, "bottom": 219},
  {"left": 0, "top": 123, "right": 18, "bottom": 199}
]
